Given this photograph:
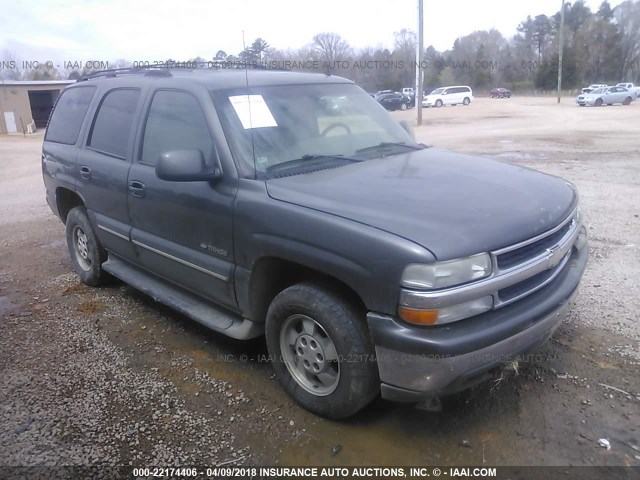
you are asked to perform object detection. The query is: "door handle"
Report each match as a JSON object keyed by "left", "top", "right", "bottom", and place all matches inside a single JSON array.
[
  {"left": 80, "top": 166, "right": 91, "bottom": 180},
  {"left": 129, "top": 180, "right": 145, "bottom": 198}
]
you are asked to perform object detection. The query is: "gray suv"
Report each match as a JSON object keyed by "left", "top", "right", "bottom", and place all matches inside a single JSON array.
[{"left": 42, "top": 67, "right": 588, "bottom": 419}]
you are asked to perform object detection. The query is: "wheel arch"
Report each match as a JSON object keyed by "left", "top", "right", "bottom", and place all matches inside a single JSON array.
[
  {"left": 55, "top": 187, "right": 86, "bottom": 224},
  {"left": 245, "top": 256, "right": 367, "bottom": 325}
]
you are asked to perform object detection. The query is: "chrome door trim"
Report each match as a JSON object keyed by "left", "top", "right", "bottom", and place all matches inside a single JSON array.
[{"left": 131, "top": 239, "right": 228, "bottom": 281}]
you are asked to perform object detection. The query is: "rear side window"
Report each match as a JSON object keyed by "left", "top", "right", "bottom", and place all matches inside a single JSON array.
[
  {"left": 45, "top": 87, "right": 96, "bottom": 145},
  {"left": 88, "top": 89, "right": 141, "bottom": 158},
  {"left": 141, "top": 90, "right": 214, "bottom": 165}
]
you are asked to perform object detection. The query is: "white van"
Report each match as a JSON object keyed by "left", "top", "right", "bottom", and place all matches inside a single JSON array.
[{"left": 422, "top": 86, "right": 474, "bottom": 107}]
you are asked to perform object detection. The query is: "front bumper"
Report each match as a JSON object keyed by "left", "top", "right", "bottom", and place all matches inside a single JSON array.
[{"left": 367, "top": 237, "right": 588, "bottom": 402}]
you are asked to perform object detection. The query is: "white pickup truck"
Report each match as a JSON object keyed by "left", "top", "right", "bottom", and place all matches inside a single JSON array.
[{"left": 617, "top": 83, "right": 640, "bottom": 98}]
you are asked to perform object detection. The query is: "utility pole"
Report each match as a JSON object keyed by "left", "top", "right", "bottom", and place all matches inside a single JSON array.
[
  {"left": 416, "top": 0, "right": 424, "bottom": 125},
  {"left": 557, "top": 0, "right": 565, "bottom": 103}
]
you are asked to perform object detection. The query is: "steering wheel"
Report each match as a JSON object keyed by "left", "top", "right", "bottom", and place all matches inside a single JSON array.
[{"left": 320, "top": 122, "right": 351, "bottom": 136}]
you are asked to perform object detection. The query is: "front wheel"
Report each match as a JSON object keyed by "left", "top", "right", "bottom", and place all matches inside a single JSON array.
[
  {"left": 463, "top": 97, "right": 471, "bottom": 106},
  {"left": 65, "top": 206, "right": 107, "bottom": 286},
  {"left": 265, "top": 283, "right": 379, "bottom": 419},
  {"left": 400, "top": 102, "right": 407, "bottom": 111},
  {"left": 595, "top": 98, "right": 604, "bottom": 107},
  {"left": 435, "top": 99, "right": 443, "bottom": 108}
]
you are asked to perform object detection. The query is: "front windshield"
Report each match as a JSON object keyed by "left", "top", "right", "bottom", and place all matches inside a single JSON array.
[
  {"left": 212, "top": 83, "right": 418, "bottom": 178},
  {"left": 430, "top": 88, "right": 444, "bottom": 95}
]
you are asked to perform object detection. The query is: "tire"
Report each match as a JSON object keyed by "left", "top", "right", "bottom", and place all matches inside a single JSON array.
[
  {"left": 400, "top": 102, "right": 407, "bottom": 111},
  {"left": 595, "top": 98, "right": 603, "bottom": 107},
  {"left": 265, "top": 282, "right": 379, "bottom": 419},
  {"left": 623, "top": 96, "right": 632, "bottom": 105},
  {"left": 65, "top": 206, "right": 107, "bottom": 287},
  {"left": 463, "top": 97, "right": 471, "bottom": 106},
  {"left": 435, "top": 99, "right": 443, "bottom": 108}
]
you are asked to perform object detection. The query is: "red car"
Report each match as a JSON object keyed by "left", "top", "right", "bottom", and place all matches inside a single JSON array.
[{"left": 490, "top": 88, "right": 511, "bottom": 98}]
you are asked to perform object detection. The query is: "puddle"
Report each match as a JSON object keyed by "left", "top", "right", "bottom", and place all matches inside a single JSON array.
[
  {"left": 0, "top": 295, "right": 15, "bottom": 316},
  {"left": 277, "top": 390, "right": 523, "bottom": 466}
]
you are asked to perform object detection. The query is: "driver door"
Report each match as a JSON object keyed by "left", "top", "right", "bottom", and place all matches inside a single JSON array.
[{"left": 127, "top": 89, "right": 238, "bottom": 308}]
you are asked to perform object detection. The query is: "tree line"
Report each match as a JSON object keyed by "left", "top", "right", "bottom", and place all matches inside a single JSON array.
[{"left": 2, "top": 0, "right": 639, "bottom": 93}]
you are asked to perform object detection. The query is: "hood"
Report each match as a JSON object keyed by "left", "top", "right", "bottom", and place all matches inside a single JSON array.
[{"left": 265, "top": 148, "right": 576, "bottom": 260}]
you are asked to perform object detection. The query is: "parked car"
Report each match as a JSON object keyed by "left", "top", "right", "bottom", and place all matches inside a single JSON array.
[
  {"left": 490, "top": 87, "right": 511, "bottom": 98},
  {"left": 576, "top": 86, "right": 635, "bottom": 106},
  {"left": 616, "top": 83, "right": 640, "bottom": 98},
  {"left": 581, "top": 83, "right": 607, "bottom": 94},
  {"left": 375, "top": 91, "right": 410, "bottom": 111},
  {"left": 422, "top": 86, "right": 473, "bottom": 107},
  {"left": 43, "top": 67, "right": 587, "bottom": 419},
  {"left": 401, "top": 87, "right": 416, "bottom": 105}
]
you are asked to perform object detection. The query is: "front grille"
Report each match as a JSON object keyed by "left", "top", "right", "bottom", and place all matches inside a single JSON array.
[
  {"left": 497, "top": 221, "right": 573, "bottom": 270},
  {"left": 498, "top": 255, "right": 567, "bottom": 302}
]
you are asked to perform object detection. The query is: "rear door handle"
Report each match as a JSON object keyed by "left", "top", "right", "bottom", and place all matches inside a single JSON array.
[
  {"left": 80, "top": 166, "right": 91, "bottom": 180},
  {"left": 129, "top": 180, "right": 145, "bottom": 198}
]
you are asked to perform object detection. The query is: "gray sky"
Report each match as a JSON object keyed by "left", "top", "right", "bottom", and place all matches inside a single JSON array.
[{"left": 0, "top": 0, "right": 624, "bottom": 63}]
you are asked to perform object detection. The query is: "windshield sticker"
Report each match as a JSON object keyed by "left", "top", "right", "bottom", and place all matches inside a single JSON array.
[{"left": 229, "top": 95, "right": 278, "bottom": 129}]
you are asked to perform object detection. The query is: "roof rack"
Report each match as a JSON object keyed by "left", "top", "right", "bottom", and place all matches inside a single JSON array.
[{"left": 76, "top": 61, "right": 287, "bottom": 82}]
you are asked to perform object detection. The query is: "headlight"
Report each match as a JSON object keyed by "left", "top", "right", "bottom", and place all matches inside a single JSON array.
[{"left": 401, "top": 253, "right": 492, "bottom": 290}]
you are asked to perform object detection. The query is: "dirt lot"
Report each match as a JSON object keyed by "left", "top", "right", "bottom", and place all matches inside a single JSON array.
[{"left": 1, "top": 96, "right": 639, "bottom": 470}]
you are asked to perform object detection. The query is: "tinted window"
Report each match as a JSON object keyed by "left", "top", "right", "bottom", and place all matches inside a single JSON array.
[
  {"left": 141, "top": 91, "right": 214, "bottom": 165},
  {"left": 88, "top": 89, "right": 140, "bottom": 158},
  {"left": 45, "top": 87, "right": 96, "bottom": 145}
]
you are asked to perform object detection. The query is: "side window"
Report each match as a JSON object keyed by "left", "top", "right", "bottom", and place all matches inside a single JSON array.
[
  {"left": 88, "top": 89, "right": 141, "bottom": 158},
  {"left": 45, "top": 87, "right": 96, "bottom": 145},
  {"left": 141, "top": 91, "right": 214, "bottom": 165}
]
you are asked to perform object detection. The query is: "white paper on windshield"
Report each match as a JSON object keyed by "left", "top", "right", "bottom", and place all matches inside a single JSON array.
[{"left": 229, "top": 95, "right": 277, "bottom": 129}]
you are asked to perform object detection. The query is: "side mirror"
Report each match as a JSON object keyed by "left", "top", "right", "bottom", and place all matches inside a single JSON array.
[
  {"left": 155, "top": 149, "right": 221, "bottom": 182},
  {"left": 399, "top": 120, "right": 415, "bottom": 140}
]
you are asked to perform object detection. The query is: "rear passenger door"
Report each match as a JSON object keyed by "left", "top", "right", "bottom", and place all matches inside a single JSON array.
[
  {"left": 127, "top": 89, "right": 237, "bottom": 309},
  {"left": 76, "top": 87, "right": 144, "bottom": 261}
]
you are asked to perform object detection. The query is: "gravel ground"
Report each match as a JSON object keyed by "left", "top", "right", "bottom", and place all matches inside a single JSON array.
[{"left": 1, "top": 96, "right": 639, "bottom": 470}]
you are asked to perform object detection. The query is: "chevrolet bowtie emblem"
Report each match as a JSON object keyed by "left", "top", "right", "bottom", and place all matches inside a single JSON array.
[{"left": 546, "top": 245, "right": 563, "bottom": 269}]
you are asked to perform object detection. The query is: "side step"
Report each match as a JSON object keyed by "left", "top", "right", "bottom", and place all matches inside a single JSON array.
[{"left": 102, "top": 256, "right": 264, "bottom": 340}]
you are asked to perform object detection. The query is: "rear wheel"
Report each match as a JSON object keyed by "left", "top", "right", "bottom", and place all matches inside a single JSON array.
[
  {"left": 463, "top": 97, "right": 471, "bottom": 106},
  {"left": 265, "top": 282, "right": 379, "bottom": 419},
  {"left": 65, "top": 207, "right": 107, "bottom": 286},
  {"left": 623, "top": 96, "right": 632, "bottom": 105}
]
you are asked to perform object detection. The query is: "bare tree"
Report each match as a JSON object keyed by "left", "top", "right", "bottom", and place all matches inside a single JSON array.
[
  {"left": 312, "top": 32, "right": 351, "bottom": 67},
  {"left": 615, "top": 0, "right": 640, "bottom": 81}
]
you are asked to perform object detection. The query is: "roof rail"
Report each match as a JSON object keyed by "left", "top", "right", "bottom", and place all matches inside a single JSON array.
[{"left": 75, "top": 61, "right": 288, "bottom": 82}]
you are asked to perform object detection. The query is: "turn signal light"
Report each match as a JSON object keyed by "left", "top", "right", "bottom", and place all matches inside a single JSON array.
[{"left": 398, "top": 306, "right": 439, "bottom": 325}]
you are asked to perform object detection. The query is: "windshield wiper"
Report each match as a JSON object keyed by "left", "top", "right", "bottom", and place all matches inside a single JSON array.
[
  {"left": 355, "top": 142, "right": 425, "bottom": 155},
  {"left": 266, "top": 154, "right": 361, "bottom": 174}
]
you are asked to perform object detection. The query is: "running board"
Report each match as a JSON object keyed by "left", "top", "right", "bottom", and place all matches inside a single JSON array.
[{"left": 102, "top": 256, "right": 264, "bottom": 340}]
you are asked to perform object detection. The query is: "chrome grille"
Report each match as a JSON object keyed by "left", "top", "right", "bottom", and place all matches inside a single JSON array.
[
  {"left": 497, "top": 252, "right": 570, "bottom": 303},
  {"left": 497, "top": 221, "right": 573, "bottom": 270}
]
